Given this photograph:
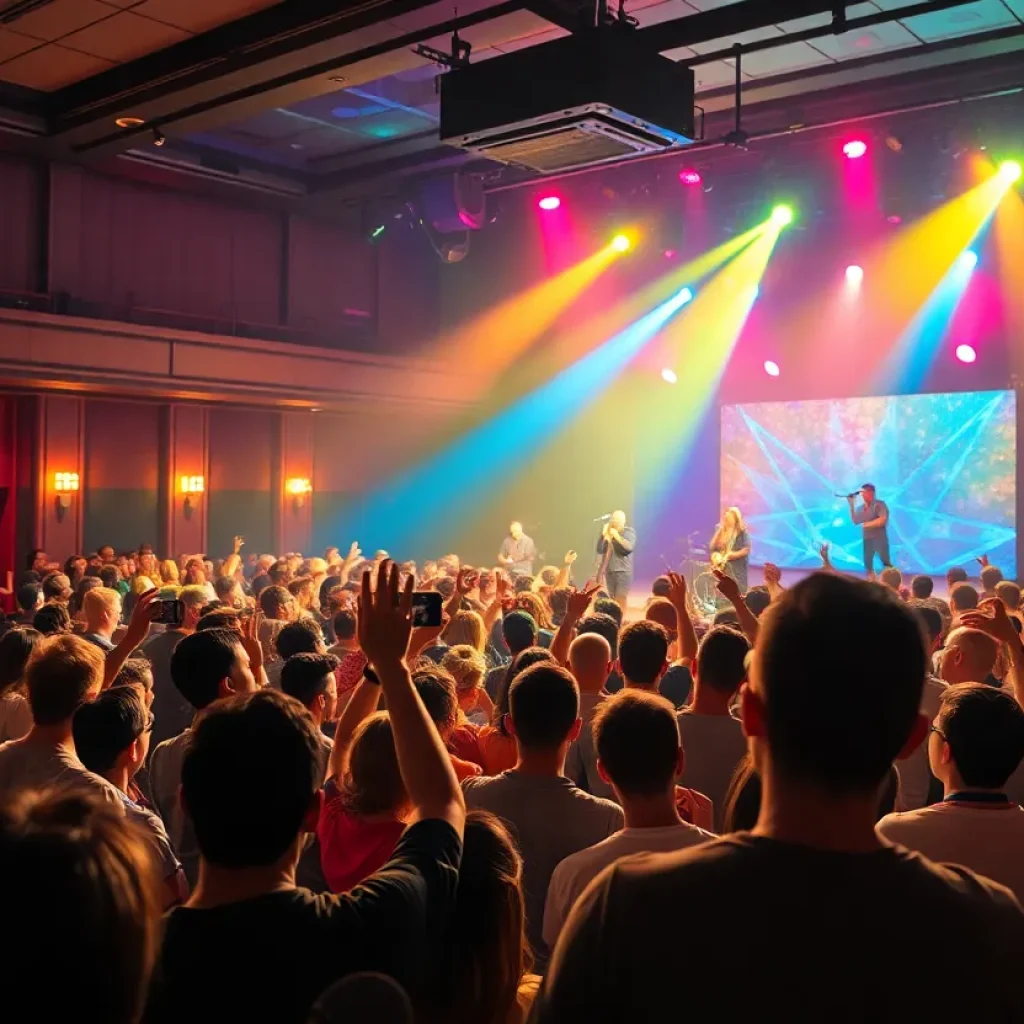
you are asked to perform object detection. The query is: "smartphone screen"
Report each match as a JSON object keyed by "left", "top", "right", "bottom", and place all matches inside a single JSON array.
[
  {"left": 153, "top": 598, "right": 184, "bottom": 627},
  {"left": 410, "top": 591, "right": 443, "bottom": 628}
]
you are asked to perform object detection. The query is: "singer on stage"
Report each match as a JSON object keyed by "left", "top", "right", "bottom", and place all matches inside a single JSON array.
[
  {"left": 848, "top": 482, "right": 891, "bottom": 578},
  {"left": 596, "top": 509, "right": 636, "bottom": 609},
  {"left": 710, "top": 506, "right": 751, "bottom": 594}
]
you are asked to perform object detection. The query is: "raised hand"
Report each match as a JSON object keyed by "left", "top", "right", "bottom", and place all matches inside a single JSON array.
[
  {"left": 976, "top": 554, "right": 991, "bottom": 568},
  {"left": 818, "top": 542, "right": 832, "bottom": 569},
  {"left": 410, "top": 612, "right": 449, "bottom": 659},
  {"left": 358, "top": 561, "right": 414, "bottom": 668},
  {"left": 348, "top": 541, "right": 362, "bottom": 561},
  {"left": 763, "top": 563, "right": 782, "bottom": 586},
  {"left": 240, "top": 608, "right": 264, "bottom": 679},
  {"left": 666, "top": 571, "right": 688, "bottom": 610},
  {"left": 233, "top": 535, "right": 245, "bottom": 554},
  {"left": 124, "top": 587, "right": 160, "bottom": 647},
  {"left": 563, "top": 550, "right": 578, "bottom": 566},
  {"left": 566, "top": 583, "right": 600, "bottom": 620},
  {"left": 960, "top": 598, "right": 1018, "bottom": 645},
  {"left": 713, "top": 567, "right": 741, "bottom": 604},
  {"left": 457, "top": 567, "right": 479, "bottom": 595}
]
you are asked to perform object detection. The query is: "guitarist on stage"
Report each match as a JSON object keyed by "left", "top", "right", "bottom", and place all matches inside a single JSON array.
[
  {"left": 710, "top": 506, "right": 751, "bottom": 594},
  {"left": 595, "top": 509, "right": 636, "bottom": 610}
]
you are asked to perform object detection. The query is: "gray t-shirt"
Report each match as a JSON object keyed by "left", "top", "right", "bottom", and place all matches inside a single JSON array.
[
  {"left": 463, "top": 770, "right": 623, "bottom": 962},
  {"left": 499, "top": 535, "right": 537, "bottom": 576},
  {"left": 853, "top": 499, "right": 889, "bottom": 538},
  {"left": 677, "top": 711, "right": 748, "bottom": 832},
  {"left": 0, "top": 739, "right": 119, "bottom": 801},
  {"left": 141, "top": 629, "right": 193, "bottom": 746},
  {"left": 150, "top": 729, "right": 199, "bottom": 886}
]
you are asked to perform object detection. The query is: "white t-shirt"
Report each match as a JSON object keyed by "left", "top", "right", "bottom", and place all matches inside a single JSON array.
[
  {"left": 878, "top": 800, "right": 1024, "bottom": 904},
  {"left": 0, "top": 738, "right": 118, "bottom": 801},
  {"left": 895, "top": 675, "right": 946, "bottom": 811},
  {"left": 543, "top": 822, "right": 714, "bottom": 948},
  {"left": 676, "top": 711, "right": 748, "bottom": 832}
]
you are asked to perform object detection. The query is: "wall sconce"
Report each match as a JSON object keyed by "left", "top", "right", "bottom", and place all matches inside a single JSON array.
[
  {"left": 54, "top": 471, "right": 80, "bottom": 523},
  {"left": 180, "top": 475, "right": 205, "bottom": 520},
  {"left": 286, "top": 477, "right": 312, "bottom": 512}
]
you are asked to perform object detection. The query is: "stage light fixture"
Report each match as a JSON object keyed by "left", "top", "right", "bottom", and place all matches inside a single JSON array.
[
  {"left": 678, "top": 287, "right": 693, "bottom": 304},
  {"left": 763, "top": 360, "right": 780, "bottom": 377},
  {"left": 843, "top": 140, "right": 867, "bottom": 159},
  {"left": 771, "top": 205, "right": 794, "bottom": 227},
  {"left": 679, "top": 168, "right": 702, "bottom": 185},
  {"left": 370, "top": 224, "right": 386, "bottom": 239},
  {"left": 955, "top": 344, "right": 977, "bottom": 364},
  {"left": 959, "top": 250, "right": 978, "bottom": 270},
  {"left": 663, "top": 249, "right": 677, "bottom": 260},
  {"left": 661, "top": 368, "right": 678, "bottom": 384},
  {"left": 152, "top": 127, "right": 166, "bottom": 147},
  {"left": 999, "top": 160, "right": 1022, "bottom": 183},
  {"left": 845, "top": 264, "right": 864, "bottom": 284},
  {"left": 611, "top": 234, "right": 631, "bottom": 252},
  {"left": 538, "top": 195, "right": 561, "bottom": 211}
]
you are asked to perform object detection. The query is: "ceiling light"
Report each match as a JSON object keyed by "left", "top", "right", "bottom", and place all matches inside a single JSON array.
[
  {"left": 611, "top": 234, "right": 631, "bottom": 253},
  {"left": 843, "top": 139, "right": 868, "bottom": 159},
  {"left": 679, "top": 168, "right": 702, "bottom": 185},
  {"left": 958, "top": 250, "right": 978, "bottom": 270},
  {"left": 115, "top": 116, "right": 144, "bottom": 128},
  {"left": 537, "top": 195, "right": 561, "bottom": 211},
  {"left": 661, "top": 368, "right": 678, "bottom": 384},
  {"left": 771, "top": 204, "right": 794, "bottom": 227},
  {"left": 763, "top": 360, "right": 780, "bottom": 377},
  {"left": 998, "top": 160, "right": 1022, "bottom": 183},
  {"left": 955, "top": 344, "right": 976, "bottom": 364},
  {"left": 845, "top": 264, "right": 864, "bottom": 284}
]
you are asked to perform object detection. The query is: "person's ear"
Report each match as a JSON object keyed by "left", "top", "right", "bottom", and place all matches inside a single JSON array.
[
  {"left": 896, "top": 712, "right": 929, "bottom": 761},
  {"left": 568, "top": 716, "right": 583, "bottom": 743},
  {"left": 596, "top": 758, "right": 611, "bottom": 786},
  {"left": 314, "top": 693, "right": 326, "bottom": 717},
  {"left": 739, "top": 682, "right": 767, "bottom": 739},
  {"left": 217, "top": 676, "right": 234, "bottom": 699},
  {"left": 504, "top": 713, "right": 516, "bottom": 738},
  {"left": 301, "top": 789, "right": 324, "bottom": 834}
]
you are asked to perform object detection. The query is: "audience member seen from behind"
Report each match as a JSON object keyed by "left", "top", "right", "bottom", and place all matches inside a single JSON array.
[
  {"left": 949, "top": 582, "right": 980, "bottom": 621},
  {"left": 0, "top": 628, "right": 41, "bottom": 742},
  {"left": 72, "top": 686, "right": 188, "bottom": 908},
  {"left": 33, "top": 602, "right": 72, "bottom": 636},
  {"left": 564, "top": 632, "right": 614, "bottom": 799},
  {"left": 81, "top": 587, "right": 122, "bottom": 651},
  {"left": 878, "top": 683, "right": 1024, "bottom": 904},
  {"left": 421, "top": 810, "right": 540, "bottom": 1024},
  {"left": 464, "top": 661, "right": 623, "bottom": 964},
  {"left": 484, "top": 611, "right": 538, "bottom": 700},
  {"left": 146, "top": 563, "right": 465, "bottom": 1024},
  {"left": 534, "top": 574, "right": 1024, "bottom": 1022},
  {"left": 1, "top": 786, "right": 163, "bottom": 1024},
  {"left": 543, "top": 690, "right": 714, "bottom": 948},
  {"left": 617, "top": 620, "right": 687, "bottom": 708},
  {"left": 938, "top": 627, "right": 999, "bottom": 688},
  {"left": 912, "top": 575, "right": 935, "bottom": 600},
  {"left": 0, "top": 634, "right": 116, "bottom": 798}
]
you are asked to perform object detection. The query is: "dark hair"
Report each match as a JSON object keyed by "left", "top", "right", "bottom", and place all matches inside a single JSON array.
[
  {"left": 593, "top": 598, "right": 624, "bottom": 627},
  {"left": 280, "top": 652, "right": 338, "bottom": 708},
  {"left": 548, "top": 587, "right": 570, "bottom": 625},
  {"left": 333, "top": 608, "right": 357, "bottom": 641},
  {"left": 182, "top": 690, "right": 320, "bottom": 867},
  {"left": 32, "top": 603, "right": 71, "bottom": 636},
  {"left": 744, "top": 586, "right": 771, "bottom": 617},
  {"left": 501, "top": 610, "right": 537, "bottom": 655},
  {"left": 41, "top": 574, "right": 70, "bottom": 602},
  {"left": 99, "top": 565, "right": 121, "bottom": 589},
  {"left": 213, "top": 576, "right": 239, "bottom": 601},
  {"left": 695, "top": 626, "right": 749, "bottom": 696},
  {"left": 492, "top": 647, "right": 553, "bottom": 737},
  {"left": 268, "top": 560, "right": 290, "bottom": 584},
  {"left": 259, "top": 585, "right": 293, "bottom": 619},
  {"left": 949, "top": 582, "right": 979, "bottom": 612},
  {"left": 113, "top": 658, "right": 154, "bottom": 693},
  {"left": 980, "top": 565, "right": 1004, "bottom": 591},
  {"left": 757, "top": 574, "right": 926, "bottom": 794},
  {"left": 70, "top": 577, "right": 102, "bottom": 617},
  {"left": 197, "top": 608, "right": 241, "bottom": 632},
  {"left": 275, "top": 619, "right": 324, "bottom": 660},
  {"left": 618, "top": 620, "right": 669, "bottom": 686},
  {"left": 651, "top": 575, "right": 672, "bottom": 598},
  {"left": 912, "top": 604, "right": 943, "bottom": 646},
  {"left": 25, "top": 634, "right": 104, "bottom": 725},
  {"left": 996, "top": 581, "right": 1022, "bottom": 612},
  {"left": 911, "top": 575, "right": 934, "bottom": 599},
  {"left": 412, "top": 667, "right": 459, "bottom": 734},
  {"left": 712, "top": 608, "right": 740, "bottom": 627},
  {"left": 593, "top": 690, "right": 679, "bottom": 796},
  {"left": 512, "top": 575, "right": 534, "bottom": 595},
  {"left": 73, "top": 687, "right": 149, "bottom": 774},
  {"left": 946, "top": 567, "right": 968, "bottom": 586},
  {"left": 424, "top": 810, "right": 531, "bottom": 1024},
  {"left": 16, "top": 583, "right": 41, "bottom": 613},
  {"left": 170, "top": 629, "right": 243, "bottom": 711},
  {"left": 722, "top": 755, "right": 762, "bottom": 833},
  {"left": 0, "top": 628, "right": 42, "bottom": 697},
  {"left": 576, "top": 612, "right": 620, "bottom": 659},
  {"left": 0, "top": 787, "right": 162, "bottom": 1024},
  {"left": 64, "top": 554, "right": 85, "bottom": 578},
  {"left": 508, "top": 662, "right": 578, "bottom": 750},
  {"left": 342, "top": 713, "right": 407, "bottom": 817},
  {"left": 939, "top": 683, "right": 1024, "bottom": 788},
  {"left": 25, "top": 549, "right": 44, "bottom": 570}
]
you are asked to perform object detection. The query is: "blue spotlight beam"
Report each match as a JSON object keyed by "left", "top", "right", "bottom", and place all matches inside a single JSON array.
[{"left": 339, "top": 288, "right": 694, "bottom": 555}]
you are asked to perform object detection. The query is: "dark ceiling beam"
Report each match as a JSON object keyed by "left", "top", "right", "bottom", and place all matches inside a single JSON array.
[
  {"left": 522, "top": 0, "right": 592, "bottom": 34},
  {"left": 49, "top": 0, "right": 481, "bottom": 134}
]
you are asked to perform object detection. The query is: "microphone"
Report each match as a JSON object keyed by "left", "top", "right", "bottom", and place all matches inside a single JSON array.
[
  {"left": 593, "top": 513, "right": 612, "bottom": 522},
  {"left": 833, "top": 492, "right": 859, "bottom": 499}
]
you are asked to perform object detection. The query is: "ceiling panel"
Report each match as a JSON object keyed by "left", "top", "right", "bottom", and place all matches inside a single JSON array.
[
  {"left": 3, "top": 0, "right": 115, "bottom": 42},
  {"left": 62, "top": 10, "right": 189, "bottom": 61},
  {"left": 782, "top": 2, "right": 882, "bottom": 31},
  {"left": 689, "top": 24, "right": 785, "bottom": 54},
  {"left": 0, "top": 41, "right": 114, "bottom": 89},
  {"left": 740, "top": 39, "right": 835, "bottom": 76},
  {"left": 798, "top": 19, "right": 920, "bottom": 59},
  {"left": 1000, "top": 0, "right": 1024, "bottom": 18},
  {"left": 895, "top": 0, "right": 1019, "bottom": 39},
  {"left": 0, "top": 27, "right": 41, "bottom": 62},
  {"left": 132, "top": 0, "right": 283, "bottom": 33},
  {"left": 629, "top": 0, "right": 700, "bottom": 26}
]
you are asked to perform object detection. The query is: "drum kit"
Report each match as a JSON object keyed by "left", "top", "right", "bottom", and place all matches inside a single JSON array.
[{"left": 666, "top": 531, "right": 721, "bottom": 617}]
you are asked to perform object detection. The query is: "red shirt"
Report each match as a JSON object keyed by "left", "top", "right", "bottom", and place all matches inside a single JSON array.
[
  {"left": 317, "top": 796, "right": 405, "bottom": 893},
  {"left": 335, "top": 651, "right": 368, "bottom": 696}
]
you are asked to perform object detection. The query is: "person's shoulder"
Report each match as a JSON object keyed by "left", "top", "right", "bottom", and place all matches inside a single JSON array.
[
  {"left": 876, "top": 806, "right": 940, "bottom": 839},
  {"left": 461, "top": 770, "right": 505, "bottom": 793}
]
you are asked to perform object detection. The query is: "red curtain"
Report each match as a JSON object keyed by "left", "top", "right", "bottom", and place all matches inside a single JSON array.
[{"left": 0, "top": 396, "right": 18, "bottom": 611}]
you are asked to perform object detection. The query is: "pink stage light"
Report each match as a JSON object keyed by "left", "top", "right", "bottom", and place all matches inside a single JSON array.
[
  {"left": 663, "top": 249, "right": 677, "bottom": 260},
  {"left": 537, "top": 195, "right": 561, "bottom": 211},
  {"left": 764, "top": 360, "right": 781, "bottom": 377},
  {"left": 955, "top": 344, "right": 977, "bottom": 364},
  {"left": 679, "top": 168, "right": 702, "bottom": 186},
  {"left": 843, "top": 139, "right": 868, "bottom": 159}
]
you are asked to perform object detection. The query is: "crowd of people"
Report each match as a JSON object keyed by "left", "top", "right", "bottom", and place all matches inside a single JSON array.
[{"left": 2, "top": 537, "right": 1024, "bottom": 1022}]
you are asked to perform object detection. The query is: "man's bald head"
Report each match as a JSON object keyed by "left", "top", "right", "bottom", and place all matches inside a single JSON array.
[
  {"left": 569, "top": 632, "right": 612, "bottom": 694},
  {"left": 940, "top": 627, "right": 998, "bottom": 686},
  {"left": 645, "top": 598, "right": 677, "bottom": 637}
]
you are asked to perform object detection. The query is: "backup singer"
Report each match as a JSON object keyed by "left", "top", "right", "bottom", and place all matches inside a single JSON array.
[
  {"left": 710, "top": 507, "right": 751, "bottom": 594},
  {"left": 596, "top": 510, "right": 636, "bottom": 610}
]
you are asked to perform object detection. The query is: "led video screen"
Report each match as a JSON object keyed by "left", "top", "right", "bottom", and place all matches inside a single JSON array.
[{"left": 720, "top": 390, "right": 1016, "bottom": 576}]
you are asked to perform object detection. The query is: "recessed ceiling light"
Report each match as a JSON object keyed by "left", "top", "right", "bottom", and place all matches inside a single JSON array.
[
  {"left": 290, "top": 143, "right": 304, "bottom": 150},
  {"left": 328, "top": 75, "right": 347, "bottom": 83},
  {"left": 115, "top": 116, "right": 144, "bottom": 128}
]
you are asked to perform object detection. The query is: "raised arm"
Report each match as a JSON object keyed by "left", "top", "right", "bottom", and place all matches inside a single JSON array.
[
  {"left": 960, "top": 599, "right": 1024, "bottom": 711},
  {"left": 327, "top": 676, "right": 383, "bottom": 786},
  {"left": 763, "top": 563, "right": 785, "bottom": 601},
  {"left": 554, "top": 550, "right": 577, "bottom": 589},
  {"left": 359, "top": 562, "right": 465, "bottom": 834},
  {"left": 219, "top": 536, "right": 244, "bottom": 579},
  {"left": 551, "top": 584, "right": 599, "bottom": 666},
  {"left": 446, "top": 567, "right": 477, "bottom": 621},
  {"left": 667, "top": 572, "right": 698, "bottom": 666},
  {"left": 102, "top": 588, "right": 159, "bottom": 688},
  {"left": 712, "top": 569, "right": 759, "bottom": 646},
  {"left": 483, "top": 573, "right": 511, "bottom": 634}
]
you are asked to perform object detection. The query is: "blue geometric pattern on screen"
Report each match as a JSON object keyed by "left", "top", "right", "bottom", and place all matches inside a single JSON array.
[{"left": 721, "top": 391, "right": 1016, "bottom": 576}]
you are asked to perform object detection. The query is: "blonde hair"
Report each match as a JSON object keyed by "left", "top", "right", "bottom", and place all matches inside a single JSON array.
[
  {"left": 442, "top": 645, "right": 487, "bottom": 692},
  {"left": 342, "top": 712, "right": 408, "bottom": 817},
  {"left": 25, "top": 634, "right": 104, "bottom": 725},
  {"left": 160, "top": 560, "right": 179, "bottom": 584},
  {"left": 178, "top": 584, "right": 209, "bottom": 610},
  {"left": 83, "top": 587, "right": 121, "bottom": 622},
  {"left": 724, "top": 506, "right": 747, "bottom": 535},
  {"left": 443, "top": 610, "right": 486, "bottom": 652},
  {"left": 130, "top": 576, "right": 155, "bottom": 596}
]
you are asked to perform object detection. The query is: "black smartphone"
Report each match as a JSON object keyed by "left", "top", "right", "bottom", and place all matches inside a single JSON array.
[
  {"left": 411, "top": 591, "right": 443, "bottom": 628},
  {"left": 153, "top": 598, "right": 184, "bottom": 627}
]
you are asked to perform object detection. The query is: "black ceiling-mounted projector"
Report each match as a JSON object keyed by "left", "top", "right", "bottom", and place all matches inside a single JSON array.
[{"left": 439, "top": 29, "right": 696, "bottom": 174}]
